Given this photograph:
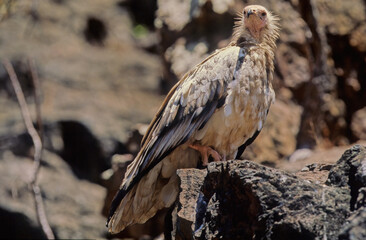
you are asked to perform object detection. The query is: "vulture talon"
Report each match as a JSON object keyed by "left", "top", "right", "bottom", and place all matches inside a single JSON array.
[{"left": 189, "top": 144, "right": 222, "bottom": 166}]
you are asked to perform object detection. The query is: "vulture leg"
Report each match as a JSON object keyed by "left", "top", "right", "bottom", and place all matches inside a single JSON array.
[{"left": 189, "top": 144, "right": 222, "bottom": 166}]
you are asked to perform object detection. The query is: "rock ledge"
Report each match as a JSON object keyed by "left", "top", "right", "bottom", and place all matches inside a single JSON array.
[{"left": 169, "top": 145, "right": 366, "bottom": 240}]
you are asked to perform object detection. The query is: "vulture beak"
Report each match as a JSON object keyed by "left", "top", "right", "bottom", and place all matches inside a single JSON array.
[{"left": 247, "top": 9, "right": 254, "bottom": 18}]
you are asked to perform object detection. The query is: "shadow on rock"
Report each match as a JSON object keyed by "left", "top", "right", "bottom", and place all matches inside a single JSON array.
[{"left": 169, "top": 145, "right": 366, "bottom": 239}]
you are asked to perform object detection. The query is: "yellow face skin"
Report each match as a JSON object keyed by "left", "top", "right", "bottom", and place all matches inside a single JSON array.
[{"left": 243, "top": 5, "right": 269, "bottom": 40}]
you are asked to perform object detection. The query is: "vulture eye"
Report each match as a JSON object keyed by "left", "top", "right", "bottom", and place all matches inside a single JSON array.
[
  {"left": 261, "top": 12, "right": 267, "bottom": 17},
  {"left": 243, "top": 10, "right": 247, "bottom": 15}
]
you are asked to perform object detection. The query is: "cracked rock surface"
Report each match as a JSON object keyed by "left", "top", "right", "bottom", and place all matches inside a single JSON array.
[{"left": 170, "top": 145, "right": 366, "bottom": 240}]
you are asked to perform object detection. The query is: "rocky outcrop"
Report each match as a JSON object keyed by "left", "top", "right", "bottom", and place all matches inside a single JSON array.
[
  {"left": 339, "top": 208, "right": 366, "bottom": 240},
  {"left": 0, "top": 150, "right": 107, "bottom": 239},
  {"left": 169, "top": 145, "right": 366, "bottom": 239},
  {"left": 0, "top": 0, "right": 163, "bottom": 183}
]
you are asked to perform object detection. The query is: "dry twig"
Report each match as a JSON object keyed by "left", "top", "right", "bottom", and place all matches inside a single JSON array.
[
  {"left": 28, "top": 58, "right": 43, "bottom": 143},
  {"left": 3, "top": 59, "right": 55, "bottom": 239}
]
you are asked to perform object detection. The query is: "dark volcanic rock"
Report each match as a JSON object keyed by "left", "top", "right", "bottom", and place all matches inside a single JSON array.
[
  {"left": 327, "top": 145, "right": 366, "bottom": 211},
  {"left": 339, "top": 208, "right": 366, "bottom": 240},
  {"left": 170, "top": 169, "right": 207, "bottom": 240},
  {"left": 170, "top": 145, "right": 366, "bottom": 239},
  {"left": 195, "top": 161, "right": 348, "bottom": 239}
]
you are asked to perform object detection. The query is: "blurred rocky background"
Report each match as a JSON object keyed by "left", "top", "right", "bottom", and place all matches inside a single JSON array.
[{"left": 0, "top": 0, "right": 365, "bottom": 239}]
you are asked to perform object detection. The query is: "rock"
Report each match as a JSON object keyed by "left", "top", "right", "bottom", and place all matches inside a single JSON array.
[
  {"left": 351, "top": 107, "right": 366, "bottom": 140},
  {"left": 170, "top": 144, "right": 366, "bottom": 239},
  {"left": 270, "top": 0, "right": 313, "bottom": 92},
  {"left": 164, "top": 38, "right": 209, "bottom": 80},
  {"left": 275, "top": 43, "right": 310, "bottom": 89},
  {"left": 176, "top": 169, "right": 207, "bottom": 224},
  {"left": 156, "top": 0, "right": 200, "bottom": 32},
  {"left": 327, "top": 145, "right": 366, "bottom": 239},
  {"left": 0, "top": 150, "right": 107, "bottom": 239},
  {"left": 117, "top": 0, "right": 158, "bottom": 30},
  {"left": 350, "top": 23, "right": 366, "bottom": 52},
  {"left": 316, "top": 0, "right": 366, "bottom": 146},
  {"left": 288, "top": 148, "right": 314, "bottom": 163},
  {"left": 326, "top": 145, "right": 366, "bottom": 210},
  {"left": 277, "top": 142, "right": 366, "bottom": 173},
  {"left": 0, "top": 0, "right": 163, "bottom": 173},
  {"left": 174, "top": 161, "right": 349, "bottom": 239},
  {"left": 156, "top": 0, "right": 234, "bottom": 32},
  {"left": 314, "top": 0, "right": 366, "bottom": 36},
  {"left": 339, "top": 208, "right": 366, "bottom": 240},
  {"left": 169, "top": 169, "right": 207, "bottom": 239},
  {"left": 296, "top": 162, "right": 333, "bottom": 185}
]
